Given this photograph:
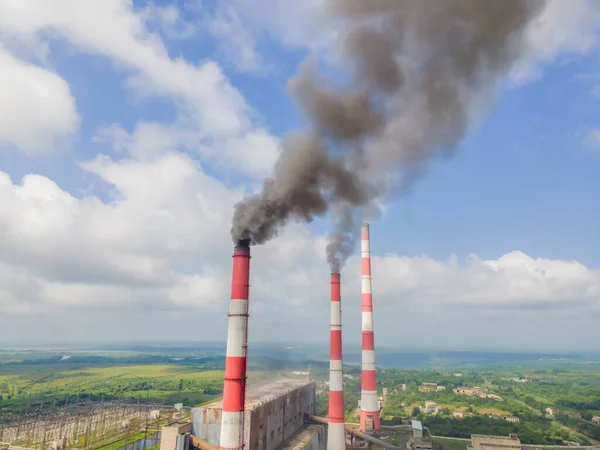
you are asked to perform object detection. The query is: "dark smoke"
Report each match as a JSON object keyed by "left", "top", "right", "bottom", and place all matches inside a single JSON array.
[{"left": 231, "top": 0, "right": 546, "bottom": 270}]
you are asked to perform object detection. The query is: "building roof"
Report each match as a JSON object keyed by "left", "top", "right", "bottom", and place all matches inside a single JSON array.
[
  {"left": 412, "top": 420, "right": 423, "bottom": 430},
  {"left": 199, "top": 379, "right": 312, "bottom": 411},
  {"left": 471, "top": 434, "right": 521, "bottom": 450}
]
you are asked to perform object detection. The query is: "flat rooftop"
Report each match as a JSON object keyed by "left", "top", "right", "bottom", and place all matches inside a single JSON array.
[
  {"left": 470, "top": 434, "right": 521, "bottom": 450},
  {"left": 200, "top": 379, "right": 312, "bottom": 411}
]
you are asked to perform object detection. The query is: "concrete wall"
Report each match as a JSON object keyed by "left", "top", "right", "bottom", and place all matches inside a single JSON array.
[
  {"left": 192, "top": 382, "right": 316, "bottom": 450},
  {"left": 281, "top": 425, "right": 326, "bottom": 450},
  {"left": 161, "top": 423, "right": 193, "bottom": 450},
  {"left": 160, "top": 427, "right": 180, "bottom": 450},
  {"left": 245, "top": 383, "right": 316, "bottom": 450},
  {"left": 191, "top": 406, "right": 222, "bottom": 446}
]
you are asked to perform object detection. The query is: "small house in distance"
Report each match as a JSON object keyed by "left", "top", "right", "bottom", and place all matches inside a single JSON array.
[
  {"left": 502, "top": 416, "right": 520, "bottom": 423},
  {"left": 453, "top": 410, "right": 465, "bottom": 418},
  {"left": 419, "top": 383, "right": 438, "bottom": 392},
  {"left": 425, "top": 401, "right": 438, "bottom": 414}
]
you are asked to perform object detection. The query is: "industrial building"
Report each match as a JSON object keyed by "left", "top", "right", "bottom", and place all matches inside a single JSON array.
[
  {"left": 189, "top": 380, "right": 322, "bottom": 450},
  {"left": 411, "top": 421, "right": 423, "bottom": 439},
  {"left": 467, "top": 434, "right": 521, "bottom": 450},
  {"left": 160, "top": 223, "right": 386, "bottom": 450}
]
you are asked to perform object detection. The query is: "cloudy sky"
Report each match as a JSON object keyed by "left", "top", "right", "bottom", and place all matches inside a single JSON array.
[{"left": 1, "top": 0, "right": 600, "bottom": 352}]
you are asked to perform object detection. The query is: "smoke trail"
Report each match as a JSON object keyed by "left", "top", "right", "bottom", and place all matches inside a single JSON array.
[{"left": 231, "top": 0, "right": 546, "bottom": 270}]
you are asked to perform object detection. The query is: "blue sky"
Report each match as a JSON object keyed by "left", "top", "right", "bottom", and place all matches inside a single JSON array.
[{"left": 1, "top": 0, "right": 600, "bottom": 351}]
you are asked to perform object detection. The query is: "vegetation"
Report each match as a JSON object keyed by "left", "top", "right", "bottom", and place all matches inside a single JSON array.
[
  {"left": 95, "top": 431, "right": 153, "bottom": 450},
  {"left": 3, "top": 345, "right": 600, "bottom": 448},
  {"left": 0, "top": 364, "right": 227, "bottom": 413},
  {"left": 334, "top": 365, "right": 600, "bottom": 446}
]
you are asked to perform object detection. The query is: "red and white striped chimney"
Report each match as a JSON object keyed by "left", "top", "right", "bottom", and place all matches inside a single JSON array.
[
  {"left": 360, "top": 224, "right": 380, "bottom": 433},
  {"left": 328, "top": 273, "right": 346, "bottom": 450},
  {"left": 219, "top": 239, "right": 251, "bottom": 450}
]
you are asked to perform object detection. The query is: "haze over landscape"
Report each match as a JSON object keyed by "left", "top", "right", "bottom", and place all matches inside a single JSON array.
[{"left": 1, "top": 0, "right": 600, "bottom": 351}]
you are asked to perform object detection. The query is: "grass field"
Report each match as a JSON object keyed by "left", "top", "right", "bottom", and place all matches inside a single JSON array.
[
  {"left": 0, "top": 362, "right": 287, "bottom": 414},
  {"left": 94, "top": 431, "right": 151, "bottom": 450},
  {"left": 0, "top": 364, "right": 228, "bottom": 413}
]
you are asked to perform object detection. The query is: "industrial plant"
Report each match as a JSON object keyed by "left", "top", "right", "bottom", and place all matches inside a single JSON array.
[{"left": 158, "top": 224, "right": 392, "bottom": 450}]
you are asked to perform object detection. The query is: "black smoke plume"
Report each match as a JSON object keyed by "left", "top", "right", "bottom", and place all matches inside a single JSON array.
[{"left": 231, "top": 0, "right": 546, "bottom": 270}]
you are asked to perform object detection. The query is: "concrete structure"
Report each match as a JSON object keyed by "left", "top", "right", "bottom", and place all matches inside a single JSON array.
[
  {"left": 545, "top": 407, "right": 555, "bottom": 417},
  {"left": 281, "top": 424, "right": 326, "bottom": 450},
  {"left": 502, "top": 417, "right": 520, "bottom": 423},
  {"left": 592, "top": 416, "right": 600, "bottom": 424},
  {"left": 454, "top": 387, "right": 486, "bottom": 398},
  {"left": 407, "top": 438, "right": 432, "bottom": 450},
  {"left": 467, "top": 434, "right": 521, "bottom": 450},
  {"left": 161, "top": 423, "right": 192, "bottom": 450},
  {"left": 219, "top": 239, "right": 251, "bottom": 450},
  {"left": 360, "top": 223, "right": 380, "bottom": 433},
  {"left": 411, "top": 421, "right": 423, "bottom": 439},
  {"left": 436, "top": 386, "right": 446, "bottom": 392},
  {"left": 419, "top": 383, "right": 437, "bottom": 392},
  {"left": 192, "top": 380, "right": 317, "bottom": 450},
  {"left": 328, "top": 273, "right": 346, "bottom": 450},
  {"left": 401, "top": 384, "right": 407, "bottom": 392},
  {"left": 453, "top": 411, "right": 465, "bottom": 418},
  {"left": 424, "top": 402, "right": 438, "bottom": 414}
]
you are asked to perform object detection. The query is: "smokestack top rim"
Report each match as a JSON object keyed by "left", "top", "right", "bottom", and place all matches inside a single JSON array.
[
  {"left": 235, "top": 238, "right": 251, "bottom": 250},
  {"left": 330, "top": 272, "right": 341, "bottom": 282}
]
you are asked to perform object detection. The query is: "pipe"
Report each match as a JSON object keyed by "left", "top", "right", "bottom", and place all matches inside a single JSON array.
[
  {"left": 219, "top": 239, "right": 251, "bottom": 450},
  {"left": 305, "top": 415, "right": 400, "bottom": 450},
  {"left": 346, "top": 426, "right": 401, "bottom": 450},
  {"left": 191, "top": 435, "right": 219, "bottom": 450},
  {"left": 360, "top": 223, "right": 380, "bottom": 433},
  {"left": 328, "top": 273, "right": 346, "bottom": 450}
]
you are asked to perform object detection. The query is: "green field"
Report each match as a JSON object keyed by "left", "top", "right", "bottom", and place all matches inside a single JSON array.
[
  {"left": 329, "top": 365, "right": 600, "bottom": 446},
  {"left": 3, "top": 346, "right": 600, "bottom": 448},
  {"left": 0, "top": 363, "right": 228, "bottom": 413}
]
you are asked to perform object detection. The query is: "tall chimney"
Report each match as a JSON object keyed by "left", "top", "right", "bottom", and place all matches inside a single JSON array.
[
  {"left": 328, "top": 273, "right": 346, "bottom": 450},
  {"left": 219, "top": 239, "right": 251, "bottom": 450},
  {"left": 360, "top": 224, "right": 380, "bottom": 433}
]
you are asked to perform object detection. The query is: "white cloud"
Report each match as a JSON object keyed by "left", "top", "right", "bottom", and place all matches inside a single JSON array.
[
  {"left": 370, "top": 251, "right": 600, "bottom": 309},
  {"left": 0, "top": 0, "right": 599, "bottom": 351},
  {"left": 193, "top": 0, "right": 333, "bottom": 76},
  {"left": 0, "top": 0, "right": 281, "bottom": 171},
  {"left": 204, "top": 2, "right": 274, "bottom": 75},
  {"left": 0, "top": 44, "right": 78, "bottom": 152},
  {"left": 0, "top": 150, "right": 599, "bottom": 348},
  {"left": 221, "top": 0, "right": 332, "bottom": 53},
  {"left": 141, "top": 2, "right": 197, "bottom": 40},
  {"left": 511, "top": 0, "right": 600, "bottom": 83},
  {"left": 93, "top": 121, "right": 280, "bottom": 178}
]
